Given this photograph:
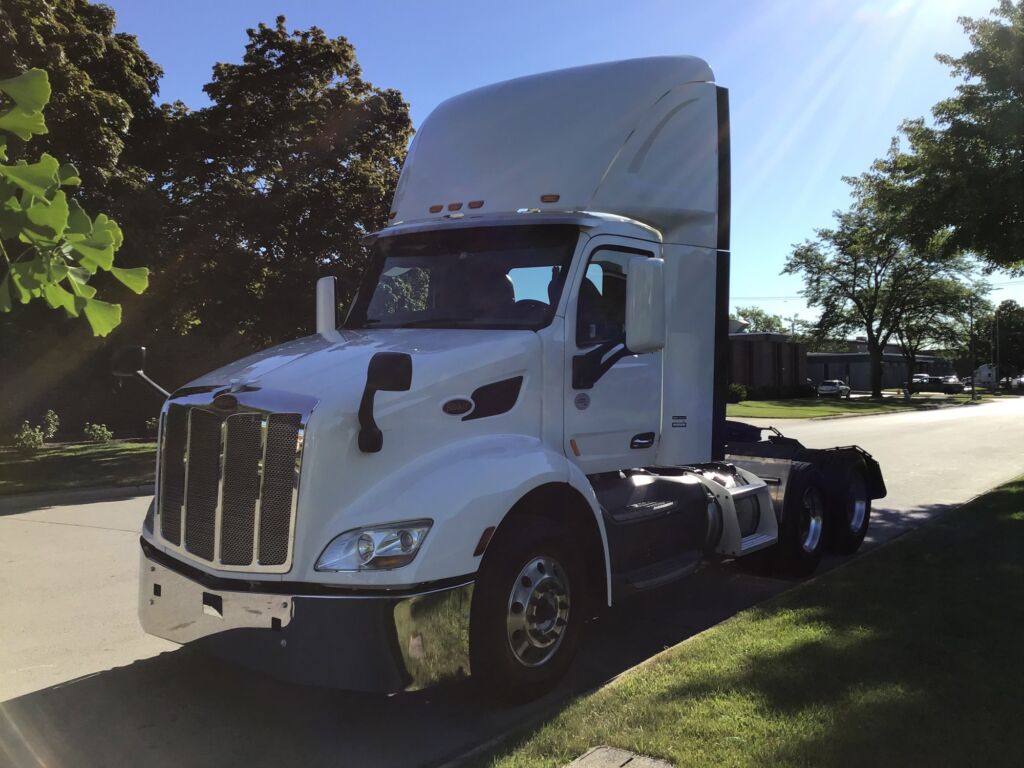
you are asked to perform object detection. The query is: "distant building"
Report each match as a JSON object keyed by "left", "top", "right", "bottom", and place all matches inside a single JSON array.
[
  {"left": 806, "top": 339, "right": 954, "bottom": 390},
  {"left": 729, "top": 332, "right": 807, "bottom": 391}
]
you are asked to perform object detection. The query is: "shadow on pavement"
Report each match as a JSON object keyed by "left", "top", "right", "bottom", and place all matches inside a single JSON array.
[{"left": 0, "top": 501, "right": 949, "bottom": 768}]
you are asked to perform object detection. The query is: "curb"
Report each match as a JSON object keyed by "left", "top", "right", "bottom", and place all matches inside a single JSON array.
[{"left": 0, "top": 484, "right": 154, "bottom": 513}]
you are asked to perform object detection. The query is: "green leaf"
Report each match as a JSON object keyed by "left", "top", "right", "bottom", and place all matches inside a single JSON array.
[
  {"left": 0, "top": 70, "right": 51, "bottom": 112},
  {"left": 43, "top": 280, "right": 78, "bottom": 316},
  {"left": 110, "top": 266, "right": 149, "bottom": 294},
  {"left": 67, "top": 266, "right": 97, "bottom": 299},
  {"left": 0, "top": 154, "right": 60, "bottom": 197},
  {"left": 82, "top": 297, "right": 121, "bottom": 336},
  {"left": 66, "top": 198, "right": 91, "bottom": 235},
  {"left": 58, "top": 163, "right": 81, "bottom": 186},
  {"left": 0, "top": 136, "right": 6, "bottom": 162},
  {"left": 0, "top": 107, "right": 48, "bottom": 141},
  {"left": 69, "top": 212, "right": 122, "bottom": 272},
  {"left": 25, "top": 189, "right": 68, "bottom": 239}
]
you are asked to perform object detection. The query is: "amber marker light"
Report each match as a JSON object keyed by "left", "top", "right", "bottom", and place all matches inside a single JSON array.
[
  {"left": 540, "top": 194, "right": 560, "bottom": 203},
  {"left": 447, "top": 202, "right": 463, "bottom": 211},
  {"left": 468, "top": 200, "right": 484, "bottom": 209},
  {"left": 429, "top": 204, "right": 443, "bottom": 213}
]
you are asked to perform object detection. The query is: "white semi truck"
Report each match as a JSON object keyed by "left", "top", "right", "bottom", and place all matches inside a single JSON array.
[{"left": 128, "top": 57, "right": 885, "bottom": 700}]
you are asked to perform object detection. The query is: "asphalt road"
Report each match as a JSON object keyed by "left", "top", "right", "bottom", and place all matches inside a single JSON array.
[{"left": 2, "top": 397, "right": 1023, "bottom": 768}]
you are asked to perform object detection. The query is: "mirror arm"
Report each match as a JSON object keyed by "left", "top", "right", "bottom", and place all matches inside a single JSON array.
[{"left": 135, "top": 370, "right": 170, "bottom": 398}]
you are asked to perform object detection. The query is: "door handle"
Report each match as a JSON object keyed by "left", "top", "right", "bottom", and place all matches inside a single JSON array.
[{"left": 630, "top": 432, "right": 655, "bottom": 449}]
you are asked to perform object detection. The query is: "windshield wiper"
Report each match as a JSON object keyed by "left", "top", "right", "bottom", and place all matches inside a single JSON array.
[{"left": 395, "top": 317, "right": 473, "bottom": 328}]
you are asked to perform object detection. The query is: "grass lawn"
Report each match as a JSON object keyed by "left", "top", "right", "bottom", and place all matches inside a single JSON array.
[
  {"left": 489, "top": 477, "right": 1024, "bottom": 768},
  {"left": 0, "top": 441, "right": 156, "bottom": 496},
  {"left": 726, "top": 394, "right": 984, "bottom": 419}
]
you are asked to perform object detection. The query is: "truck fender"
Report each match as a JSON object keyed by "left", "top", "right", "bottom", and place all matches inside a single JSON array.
[{"left": 304, "top": 435, "right": 610, "bottom": 597}]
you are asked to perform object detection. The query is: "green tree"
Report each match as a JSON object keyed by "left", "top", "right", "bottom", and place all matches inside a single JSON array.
[
  {"left": 876, "top": 1, "right": 1024, "bottom": 271},
  {"left": 893, "top": 278, "right": 976, "bottom": 386},
  {"left": 785, "top": 198, "right": 968, "bottom": 397},
  {"left": 975, "top": 299, "right": 1024, "bottom": 376},
  {"left": 154, "top": 17, "right": 412, "bottom": 345},
  {"left": 730, "top": 305, "right": 787, "bottom": 334},
  {"left": 0, "top": 69, "right": 148, "bottom": 335}
]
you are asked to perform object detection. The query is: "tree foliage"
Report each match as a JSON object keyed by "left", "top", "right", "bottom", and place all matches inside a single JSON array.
[
  {"left": 153, "top": 17, "right": 412, "bottom": 345},
  {"left": 893, "top": 277, "right": 976, "bottom": 382},
  {"left": 974, "top": 299, "right": 1024, "bottom": 376},
  {"left": 730, "top": 305, "right": 788, "bottom": 334},
  {"left": 0, "top": 0, "right": 162, "bottom": 195},
  {"left": 0, "top": 69, "right": 147, "bottom": 335},
  {"left": 874, "top": 1, "right": 1024, "bottom": 271}
]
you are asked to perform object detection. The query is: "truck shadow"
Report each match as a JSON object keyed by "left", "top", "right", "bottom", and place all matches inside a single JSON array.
[{"left": 0, "top": 503, "right": 952, "bottom": 768}]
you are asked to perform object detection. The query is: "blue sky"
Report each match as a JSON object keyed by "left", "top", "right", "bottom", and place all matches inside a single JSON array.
[{"left": 105, "top": 0, "right": 1023, "bottom": 319}]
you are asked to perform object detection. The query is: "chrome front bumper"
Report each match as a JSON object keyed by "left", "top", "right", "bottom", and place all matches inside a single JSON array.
[{"left": 139, "top": 543, "right": 473, "bottom": 692}]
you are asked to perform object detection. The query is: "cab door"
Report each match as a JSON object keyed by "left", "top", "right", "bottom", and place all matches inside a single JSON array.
[{"left": 563, "top": 236, "right": 662, "bottom": 473}]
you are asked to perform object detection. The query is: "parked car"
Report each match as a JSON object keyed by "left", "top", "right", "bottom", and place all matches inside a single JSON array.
[
  {"left": 911, "top": 373, "right": 930, "bottom": 386},
  {"left": 818, "top": 379, "right": 851, "bottom": 398},
  {"left": 912, "top": 375, "right": 963, "bottom": 395}
]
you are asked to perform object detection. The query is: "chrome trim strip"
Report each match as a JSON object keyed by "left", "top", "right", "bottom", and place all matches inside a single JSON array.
[
  {"left": 180, "top": 408, "right": 193, "bottom": 547},
  {"left": 213, "top": 416, "right": 228, "bottom": 562},
  {"left": 253, "top": 414, "right": 269, "bottom": 567}
]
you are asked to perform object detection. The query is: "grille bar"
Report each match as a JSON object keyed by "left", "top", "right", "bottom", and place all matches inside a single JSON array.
[{"left": 154, "top": 390, "right": 313, "bottom": 574}]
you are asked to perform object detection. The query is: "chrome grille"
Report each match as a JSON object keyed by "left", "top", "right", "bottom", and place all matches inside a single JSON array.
[{"left": 156, "top": 390, "right": 314, "bottom": 573}]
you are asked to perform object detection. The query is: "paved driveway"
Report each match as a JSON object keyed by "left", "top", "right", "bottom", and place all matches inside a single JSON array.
[{"left": 2, "top": 397, "right": 1023, "bottom": 767}]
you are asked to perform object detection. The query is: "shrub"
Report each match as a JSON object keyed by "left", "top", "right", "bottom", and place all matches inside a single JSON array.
[
  {"left": 42, "top": 409, "right": 60, "bottom": 440},
  {"left": 83, "top": 422, "right": 113, "bottom": 444},
  {"left": 145, "top": 416, "right": 159, "bottom": 437},
  {"left": 727, "top": 383, "right": 748, "bottom": 403},
  {"left": 13, "top": 421, "right": 45, "bottom": 452}
]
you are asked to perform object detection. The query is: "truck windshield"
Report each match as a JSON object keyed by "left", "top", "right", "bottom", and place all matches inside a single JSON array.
[{"left": 343, "top": 225, "right": 580, "bottom": 330}]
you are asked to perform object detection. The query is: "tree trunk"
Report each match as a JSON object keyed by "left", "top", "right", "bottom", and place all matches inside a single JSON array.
[
  {"left": 904, "top": 352, "right": 917, "bottom": 401},
  {"left": 867, "top": 336, "right": 884, "bottom": 398}
]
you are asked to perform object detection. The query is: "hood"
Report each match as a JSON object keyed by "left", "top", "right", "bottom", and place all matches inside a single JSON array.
[{"left": 187, "top": 328, "right": 537, "bottom": 400}]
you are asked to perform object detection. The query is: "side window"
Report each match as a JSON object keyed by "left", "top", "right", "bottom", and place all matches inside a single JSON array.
[
  {"left": 508, "top": 265, "right": 564, "bottom": 305},
  {"left": 576, "top": 248, "right": 649, "bottom": 346}
]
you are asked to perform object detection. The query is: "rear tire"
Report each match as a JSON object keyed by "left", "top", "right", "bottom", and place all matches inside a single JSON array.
[
  {"left": 470, "top": 516, "right": 585, "bottom": 703},
  {"left": 770, "top": 463, "right": 826, "bottom": 577},
  {"left": 822, "top": 455, "right": 871, "bottom": 554}
]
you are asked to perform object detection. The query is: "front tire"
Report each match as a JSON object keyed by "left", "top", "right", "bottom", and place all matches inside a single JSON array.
[{"left": 470, "top": 516, "right": 585, "bottom": 702}]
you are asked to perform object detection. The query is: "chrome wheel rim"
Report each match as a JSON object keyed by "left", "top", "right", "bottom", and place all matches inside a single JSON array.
[
  {"left": 800, "top": 486, "right": 824, "bottom": 553},
  {"left": 849, "top": 474, "right": 868, "bottom": 532},
  {"left": 506, "top": 555, "right": 570, "bottom": 668}
]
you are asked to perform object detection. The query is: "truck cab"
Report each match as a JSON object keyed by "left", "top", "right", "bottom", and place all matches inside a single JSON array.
[{"left": 136, "top": 56, "right": 883, "bottom": 700}]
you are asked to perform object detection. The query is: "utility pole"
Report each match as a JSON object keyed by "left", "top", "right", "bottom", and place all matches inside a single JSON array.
[{"left": 970, "top": 295, "right": 977, "bottom": 402}]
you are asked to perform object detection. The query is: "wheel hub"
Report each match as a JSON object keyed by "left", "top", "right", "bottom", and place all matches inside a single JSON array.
[
  {"left": 849, "top": 474, "right": 868, "bottom": 532},
  {"left": 800, "top": 486, "right": 824, "bottom": 553},
  {"left": 506, "top": 555, "right": 570, "bottom": 668}
]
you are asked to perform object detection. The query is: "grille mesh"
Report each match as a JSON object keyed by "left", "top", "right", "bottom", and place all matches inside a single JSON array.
[
  {"left": 184, "top": 409, "right": 220, "bottom": 560},
  {"left": 259, "top": 413, "right": 301, "bottom": 566},
  {"left": 220, "top": 414, "right": 262, "bottom": 565},
  {"left": 157, "top": 401, "right": 303, "bottom": 570}
]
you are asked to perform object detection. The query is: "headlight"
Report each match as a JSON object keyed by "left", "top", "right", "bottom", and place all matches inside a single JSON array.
[{"left": 315, "top": 520, "right": 432, "bottom": 571}]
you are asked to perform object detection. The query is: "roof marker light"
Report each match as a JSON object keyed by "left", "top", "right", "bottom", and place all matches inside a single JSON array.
[
  {"left": 468, "top": 200, "right": 484, "bottom": 209},
  {"left": 447, "top": 202, "right": 463, "bottom": 211},
  {"left": 540, "top": 194, "right": 560, "bottom": 203},
  {"left": 429, "top": 204, "right": 443, "bottom": 213}
]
